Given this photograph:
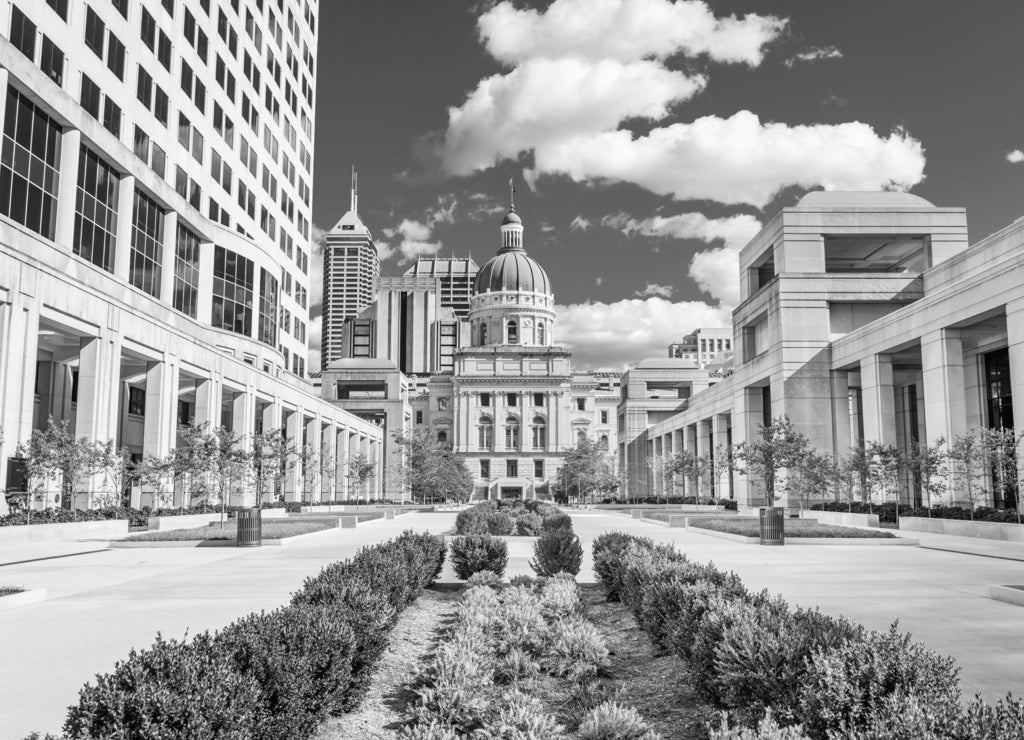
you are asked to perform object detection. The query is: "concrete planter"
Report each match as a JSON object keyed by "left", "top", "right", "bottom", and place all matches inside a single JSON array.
[
  {"left": 803, "top": 510, "right": 881, "bottom": 529},
  {"left": 0, "top": 588, "right": 46, "bottom": 611},
  {"left": 259, "top": 508, "right": 289, "bottom": 518},
  {"left": 0, "top": 519, "right": 128, "bottom": 544},
  {"left": 686, "top": 525, "right": 916, "bottom": 546},
  {"left": 900, "top": 517, "right": 1024, "bottom": 541},
  {"left": 147, "top": 513, "right": 220, "bottom": 531},
  {"left": 666, "top": 513, "right": 743, "bottom": 527},
  {"left": 988, "top": 584, "right": 1024, "bottom": 607}
]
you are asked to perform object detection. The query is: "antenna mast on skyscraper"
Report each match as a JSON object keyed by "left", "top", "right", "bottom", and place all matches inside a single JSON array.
[{"left": 351, "top": 166, "right": 358, "bottom": 213}]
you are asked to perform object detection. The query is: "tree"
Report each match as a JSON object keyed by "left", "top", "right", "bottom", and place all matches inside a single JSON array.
[
  {"left": 905, "top": 438, "right": 947, "bottom": 512},
  {"left": 319, "top": 441, "right": 337, "bottom": 504},
  {"left": 134, "top": 452, "right": 174, "bottom": 510},
  {"left": 251, "top": 429, "right": 293, "bottom": 506},
  {"left": 96, "top": 443, "right": 137, "bottom": 509},
  {"left": 297, "top": 442, "right": 321, "bottom": 504},
  {"left": 16, "top": 417, "right": 107, "bottom": 517},
  {"left": 844, "top": 445, "right": 872, "bottom": 508},
  {"left": 947, "top": 429, "right": 988, "bottom": 517},
  {"left": 210, "top": 427, "right": 253, "bottom": 526},
  {"left": 391, "top": 431, "right": 472, "bottom": 503},
  {"left": 713, "top": 443, "right": 737, "bottom": 500},
  {"left": 733, "top": 416, "right": 810, "bottom": 506},
  {"left": 785, "top": 449, "right": 836, "bottom": 511},
  {"left": 866, "top": 442, "right": 906, "bottom": 516},
  {"left": 668, "top": 450, "right": 711, "bottom": 503},
  {"left": 981, "top": 427, "right": 1024, "bottom": 522},
  {"left": 168, "top": 421, "right": 220, "bottom": 510},
  {"left": 554, "top": 438, "right": 618, "bottom": 504},
  {"left": 348, "top": 451, "right": 377, "bottom": 500}
]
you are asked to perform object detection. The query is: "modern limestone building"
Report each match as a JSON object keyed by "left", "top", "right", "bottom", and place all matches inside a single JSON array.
[
  {"left": 619, "top": 190, "right": 1024, "bottom": 510},
  {"left": 321, "top": 170, "right": 379, "bottom": 370},
  {"left": 0, "top": 0, "right": 384, "bottom": 505},
  {"left": 323, "top": 199, "right": 620, "bottom": 500},
  {"left": 668, "top": 327, "right": 733, "bottom": 366}
]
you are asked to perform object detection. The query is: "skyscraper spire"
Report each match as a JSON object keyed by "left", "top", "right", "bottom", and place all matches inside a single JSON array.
[{"left": 351, "top": 165, "right": 358, "bottom": 214}]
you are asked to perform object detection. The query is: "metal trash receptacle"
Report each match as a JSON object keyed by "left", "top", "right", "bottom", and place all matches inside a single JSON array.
[
  {"left": 237, "top": 507, "right": 262, "bottom": 547},
  {"left": 759, "top": 506, "right": 785, "bottom": 546}
]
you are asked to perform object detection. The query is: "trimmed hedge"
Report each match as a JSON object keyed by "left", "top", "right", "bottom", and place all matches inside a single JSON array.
[
  {"left": 0, "top": 502, "right": 292, "bottom": 528},
  {"left": 529, "top": 528, "right": 583, "bottom": 577},
  {"left": 811, "top": 501, "right": 1023, "bottom": 525},
  {"left": 591, "top": 532, "right": 1020, "bottom": 739},
  {"left": 59, "top": 530, "right": 446, "bottom": 739},
  {"left": 454, "top": 499, "right": 565, "bottom": 536},
  {"left": 450, "top": 534, "right": 509, "bottom": 580}
]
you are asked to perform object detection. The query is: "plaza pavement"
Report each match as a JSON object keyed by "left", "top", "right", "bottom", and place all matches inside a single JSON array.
[{"left": 2, "top": 509, "right": 1023, "bottom": 736}]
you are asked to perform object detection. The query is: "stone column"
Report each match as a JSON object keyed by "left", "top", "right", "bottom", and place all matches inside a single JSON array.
[
  {"left": 142, "top": 357, "right": 179, "bottom": 507},
  {"left": 831, "top": 370, "right": 852, "bottom": 457},
  {"left": 113, "top": 175, "right": 136, "bottom": 282},
  {"left": 283, "top": 410, "right": 302, "bottom": 502},
  {"left": 921, "top": 329, "right": 967, "bottom": 446},
  {"left": 733, "top": 386, "right": 766, "bottom": 507},
  {"left": 683, "top": 424, "right": 698, "bottom": 498},
  {"left": 348, "top": 430, "right": 359, "bottom": 499},
  {"left": 305, "top": 415, "right": 322, "bottom": 501},
  {"left": 333, "top": 427, "right": 347, "bottom": 500},
  {"left": 258, "top": 400, "right": 282, "bottom": 503},
  {"left": 159, "top": 211, "right": 178, "bottom": 303},
  {"left": 196, "top": 241, "right": 215, "bottom": 325},
  {"left": 74, "top": 333, "right": 121, "bottom": 505},
  {"left": 860, "top": 353, "right": 897, "bottom": 447},
  {"left": 55, "top": 130, "right": 82, "bottom": 248},
  {"left": 0, "top": 298, "right": 40, "bottom": 491},
  {"left": 713, "top": 414, "right": 731, "bottom": 499},
  {"left": 1004, "top": 299, "right": 1024, "bottom": 508},
  {"left": 193, "top": 377, "right": 221, "bottom": 428}
]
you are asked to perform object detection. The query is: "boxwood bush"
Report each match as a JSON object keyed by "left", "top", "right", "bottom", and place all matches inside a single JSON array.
[
  {"left": 450, "top": 534, "right": 509, "bottom": 579},
  {"left": 58, "top": 530, "right": 446, "bottom": 739},
  {"left": 529, "top": 528, "right": 583, "bottom": 577}
]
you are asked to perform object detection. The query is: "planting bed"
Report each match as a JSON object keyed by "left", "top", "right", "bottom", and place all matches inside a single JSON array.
[
  {"left": 691, "top": 518, "right": 894, "bottom": 538},
  {"left": 0, "top": 584, "right": 24, "bottom": 597},
  {"left": 120, "top": 519, "right": 337, "bottom": 542}
]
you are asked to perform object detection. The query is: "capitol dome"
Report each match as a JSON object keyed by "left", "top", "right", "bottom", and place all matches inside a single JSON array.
[{"left": 474, "top": 247, "right": 551, "bottom": 295}]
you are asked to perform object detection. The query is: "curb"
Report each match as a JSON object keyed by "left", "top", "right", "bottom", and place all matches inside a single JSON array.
[{"left": 0, "top": 588, "right": 46, "bottom": 611}]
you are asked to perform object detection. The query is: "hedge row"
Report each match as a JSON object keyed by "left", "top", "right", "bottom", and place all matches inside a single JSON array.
[
  {"left": 592, "top": 532, "right": 1024, "bottom": 739},
  {"left": 455, "top": 498, "right": 568, "bottom": 536},
  {"left": 811, "top": 501, "right": 1024, "bottom": 525},
  {"left": 600, "top": 496, "right": 739, "bottom": 510},
  {"left": 0, "top": 502, "right": 292, "bottom": 528},
  {"left": 42, "top": 530, "right": 446, "bottom": 740}
]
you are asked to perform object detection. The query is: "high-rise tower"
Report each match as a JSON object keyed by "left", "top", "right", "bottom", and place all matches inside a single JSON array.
[{"left": 322, "top": 167, "right": 379, "bottom": 370}]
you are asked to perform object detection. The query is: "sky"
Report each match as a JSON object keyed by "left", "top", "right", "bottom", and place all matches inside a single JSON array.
[{"left": 308, "top": 0, "right": 1024, "bottom": 371}]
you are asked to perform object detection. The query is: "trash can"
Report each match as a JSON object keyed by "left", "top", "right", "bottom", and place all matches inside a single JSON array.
[
  {"left": 236, "top": 507, "right": 262, "bottom": 547},
  {"left": 759, "top": 506, "right": 785, "bottom": 546}
]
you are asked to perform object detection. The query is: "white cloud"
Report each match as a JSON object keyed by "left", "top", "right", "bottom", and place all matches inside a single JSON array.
[
  {"left": 785, "top": 45, "right": 843, "bottom": 67},
  {"left": 635, "top": 283, "right": 675, "bottom": 298},
  {"left": 689, "top": 247, "right": 741, "bottom": 306},
  {"left": 384, "top": 219, "right": 443, "bottom": 263},
  {"left": 570, "top": 215, "right": 592, "bottom": 232},
  {"left": 478, "top": 0, "right": 786, "bottom": 67},
  {"left": 1007, "top": 150, "right": 1024, "bottom": 164},
  {"left": 310, "top": 224, "right": 328, "bottom": 308},
  {"left": 537, "top": 111, "right": 926, "bottom": 207},
  {"left": 604, "top": 211, "right": 762, "bottom": 249},
  {"left": 442, "top": 58, "right": 704, "bottom": 176},
  {"left": 555, "top": 297, "right": 729, "bottom": 369},
  {"left": 540, "top": 222, "right": 556, "bottom": 233},
  {"left": 307, "top": 315, "right": 322, "bottom": 373}
]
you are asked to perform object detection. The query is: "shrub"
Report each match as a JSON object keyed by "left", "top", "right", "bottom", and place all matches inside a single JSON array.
[
  {"left": 486, "top": 510, "right": 516, "bottom": 535},
  {"left": 797, "top": 623, "right": 960, "bottom": 738},
  {"left": 530, "top": 528, "right": 583, "bottom": 577},
  {"left": 538, "top": 576, "right": 580, "bottom": 621},
  {"left": 709, "top": 710, "right": 810, "bottom": 740},
  {"left": 577, "top": 701, "right": 663, "bottom": 740},
  {"left": 690, "top": 592, "right": 764, "bottom": 704},
  {"left": 494, "top": 647, "right": 541, "bottom": 684},
  {"left": 491, "top": 586, "right": 547, "bottom": 656},
  {"left": 472, "top": 691, "right": 565, "bottom": 739},
  {"left": 545, "top": 617, "right": 610, "bottom": 681},
  {"left": 541, "top": 512, "right": 573, "bottom": 532},
  {"left": 516, "top": 512, "right": 543, "bottom": 536},
  {"left": 592, "top": 532, "right": 641, "bottom": 601},
  {"left": 64, "top": 633, "right": 262, "bottom": 740},
  {"left": 451, "top": 534, "right": 509, "bottom": 579},
  {"left": 466, "top": 570, "right": 502, "bottom": 588},
  {"left": 455, "top": 506, "right": 489, "bottom": 535},
  {"left": 509, "top": 574, "right": 536, "bottom": 589},
  {"left": 216, "top": 605, "right": 355, "bottom": 739},
  {"left": 398, "top": 720, "right": 463, "bottom": 739}
]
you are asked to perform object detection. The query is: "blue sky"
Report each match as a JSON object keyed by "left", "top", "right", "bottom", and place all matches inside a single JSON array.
[{"left": 309, "top": 1, "right": 1024, "bottom": 370}]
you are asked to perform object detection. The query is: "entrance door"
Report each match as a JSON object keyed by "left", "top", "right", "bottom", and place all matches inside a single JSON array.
[{"left": 500, "top": 487, "right": 522, "bottom": 501}]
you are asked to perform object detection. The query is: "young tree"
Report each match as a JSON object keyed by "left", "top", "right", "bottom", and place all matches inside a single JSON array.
[
  {"left": 844, "top": 445, "right": 873, "bottom": 508},
  {"left": 298, "top": 442, "right": 321, "bottom": 504},
  {"left": 713, "top": 443, "right": 737, "bottom": 501},
  {"left": 785, "top": 449, "right": 836, "bottom": 511},
  {"left": 96, "top": 443, "right": 137, "bottom": 509},
  {"left": 667, "top": 450, "right": 711, "bottom": 505},
  {"left": 168, "top": 421, "right": 220, "bottom": 510},
  {"left": 319, "top": 441, "right": 337, "bottom": 504},
  {"left": 982, "top": 427, "right": 1024, "bottom": 523},
  {"left": 348, "top": 451, "right": 377, "bottom": 500},
  {"left": 866, "top": 442, "right": 906, "bottom": 517},
  {"left": 905, "top": 438, "right": 948, "bottom": 512},
  {"left": 948, "top": 429, "right": 988, "bottom": 518},
  {"left": 733, "top": 416, "right": 810, "bottom": 507},
  {"left": 554, "top": 437, "right": 618, "bottom": 505},
  {"left": 210, "top": 427, "right": 253, "bottom": 526},
  {"left": 134, "top": 452, "right": 174, "bottom": 510},
  {"left": 251, "top": 429, "right": 293, "bottom": 506},
  {"left": 391, "top": 431, "right": 472, "bottom": 503},
  {"left": 16, "top": 418, "right": 107, "bottom": 517}
]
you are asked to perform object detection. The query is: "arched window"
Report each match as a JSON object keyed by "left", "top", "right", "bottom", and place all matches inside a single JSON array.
[
  {"left": 480, "top": 321, "right": 488, "bottom": 345},
  {"left": 537, "top": 321, "right": 546, "bottom": 344},
  {"left": 478, "top": 416, "right": 493, "bottom": 449},
  {"left": 598, "top": 434, "right": 609, "bottom": 450},
  {"left": 577, "top": 429, "right": 587, "bottom": 444},
  {"left": 532, "top": 416, "right": 547, "bottom": 449},
  {"left": 507, "top": 319, "right": 518, "bottom": 344},
  {"left": 505, "top": 419, "right": 520, "bottom": 449},
  {"left": 437, "top": 430, "right": 448, "bottom": 445}
]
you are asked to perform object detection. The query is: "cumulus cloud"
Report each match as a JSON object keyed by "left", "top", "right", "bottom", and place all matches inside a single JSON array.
[
  {"left": 689, "top": 248, "right": 742, "bottom": 306},
  {"left": 635, "top": 283, "right": 675, "bottom": 298},
  {"left": 555, "top": 297, "right": 729, "bottom": 369},
  {"left": 378, "top": 219, "right": 443, "bottom": 264},
  {"left": 595, "top": 277, "right": 604, "bottom": 286},
  {"left": 540, "top": 222, "right": 556, "bottom": 233},
  {"left": 1007, "top": 150, "right": 1024, "bottom": 164},
  {"left": 785, "top": 45, "right": 843, "bottom": 68},
  {"left": 537, "top": 111, "right": 926, "bottom": 207},
  {"left": 310, "top": 224, "right": 328, "bottom": 308},
  {"left": 478, "top": 0, "right": 786, "bottom": 66},
  {"left": 307, "top": 315, "right": 322, "bottom": 373},
  {"left": 570, "top": 215, "right": 592, "bottom": 231},
  {"left": 442, "top": 58, "right": 705, "bottom": 176},
  {"left": 604, "top": 211, "right": 762, "bottom": 249}
]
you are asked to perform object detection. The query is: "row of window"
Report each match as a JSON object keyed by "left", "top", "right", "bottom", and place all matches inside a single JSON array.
[{"left": 478, "top": 459, "right": 546, "bottom": 480}]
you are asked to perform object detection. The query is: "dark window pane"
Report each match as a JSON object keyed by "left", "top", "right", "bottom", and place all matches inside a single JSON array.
[{"left": 11, "top": 7, "right": 37, "bottom": 60}]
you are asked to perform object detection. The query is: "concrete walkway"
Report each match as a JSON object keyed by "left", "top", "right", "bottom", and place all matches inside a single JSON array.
[
  {"left": 567, "top": 510, "right": 1024, "bottom": 703},
  {"left": 0, "top": 513, "right": 456, "bottom": 739}
]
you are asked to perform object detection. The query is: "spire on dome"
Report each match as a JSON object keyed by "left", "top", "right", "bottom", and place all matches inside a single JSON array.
[{"left": 508, "top": 173, "right": 516, "bottom": 212}]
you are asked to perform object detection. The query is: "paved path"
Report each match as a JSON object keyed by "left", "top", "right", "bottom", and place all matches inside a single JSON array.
[
  {"left": 0, "top": 513, "right": 456, "bottom": 739},
  {"left": 567, "top": 510, "right": 1024, "bottom": 703}
]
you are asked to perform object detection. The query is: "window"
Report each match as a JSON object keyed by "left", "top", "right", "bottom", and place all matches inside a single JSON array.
[
  {"left": 480, "top": 393, "right": 491, "bottom": 408},
  {"left": 534, "top": 460, "right": 544, "bottom": 478},
  {"left": 437, "top": 430, "right": 448, "bottom": 445},
  {"left": 137, "top": 67, "right": 153, "bottom": 106},
  {"left": 129, "top": 190, "right": 164, "bottom": 297},
  {"left": 106, "top": 35, "right": 125, "bottom": 80},
  {"left": 157, "top": 30, "right": 172, "bottom": 70},
  {"left": 478, "top": 418, "right": 493, "bottom": 449},
  {"left": 507, "top": 319, "right": 518, "bottom": 343},
  {"left": 73, "top": 146, "right": 120, "bottom": 271},
  {"left": 112, "top": 0, "right": 129, "bottom": 18},
  {"left": 173, "top": 224, "right": 200, "bottom": 317},
  {"left": 128, "top": 386, "right": 146, "bottom": 416},
  {"left": 84, "top": 7, "right": 105, "bottom": 57},
  {"left": 505, "top": 422, "right": 520, "bottom": 449},
  {"left": 180, "top": 62, "right": 206, "bottom": 112},
  {"left": 102, "top": 97, "right": 121, "bottom": 137},
  {"left": 598, "top": 435, "right": 609, "bottom": 450},
  {"left": 507, "top": 393, "right": 517, "bottom": 407},
  {"left": 480, "top": 459, "right": 490, "bottom": 480},
  {"left": 183, "top": 10, "right": 208, "bottom": 62},
  {"left": 533, "top": 393, "right": 544, "bottom": 407},
  {"left": 600, "top": 410, "right": 609, "bottom": 424},
  {"left": 415, "top": 410, "right": 423, "bottom": 425},
  {"left": 46, "top": 0, "right": 69, "bottom": 20},
  {"left": 10, "top": 7, "right": 36, "bottom": 60},
  {"left": 40, "top": 36, "right": 65, "bottom": 85},
  {"left": 506, "top": 460, "right": 518, "bottom": 477},
  {"left": 154, "top": 87, "right": 169, "bottom": 125},
  {"left": 531, "top": 417, "right": 546, "bottom": 449},
  {"left": 177, "top": 399, "right": 192, "bottom": 426},
  {"left": 258, "top": 268, "right": 278, "bottom": 346},
  {"left": 140, "top": 8, "right": 156, "bottom": 49},
  {"left": 576, "top": 398, "right": 586, "bottom": 411},
  {"left": 212, "top": 246, "right": 254, "bottom": 336},
  {"left": 537, "top": 321, "right": 546, "bottom": 344},
  {"left": 0, "top": 89, "right": 62, "bottom": 240},
  {"left": 437, "top": 397, "right": 448, "bottom": 411},
  {"left": 577, "top": 430, "right": 587, "bottom": 444},
  {"left": 80, "top": 75, "right": 101, "bottom": 118}
]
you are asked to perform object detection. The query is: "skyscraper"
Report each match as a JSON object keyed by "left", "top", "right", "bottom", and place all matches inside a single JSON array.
[
  {"left": 322, "top": 168, "right": 379, "bottom": 369},
  {"left": 0, "top": 1, "right": 385, "bottom": 503},
  {"left": 403, "top": 256, "right": 478, "bottom": 319}
]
